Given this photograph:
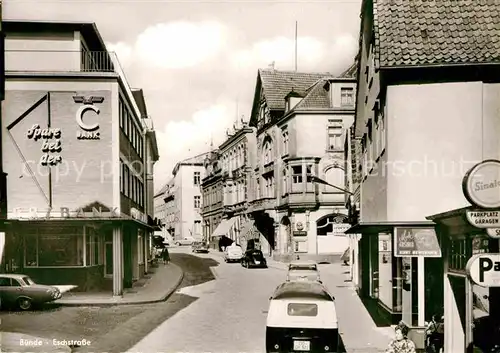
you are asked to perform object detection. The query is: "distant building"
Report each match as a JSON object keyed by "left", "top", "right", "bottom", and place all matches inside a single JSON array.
[
  {"left": 168, "top": 153, "right": 209, "bottom": 242},
  {"left": 247, "top": 68, "right": 355, "bottom": 262},
  {"left": 200, "top": 149, "right": 222, "bottom": 247}
]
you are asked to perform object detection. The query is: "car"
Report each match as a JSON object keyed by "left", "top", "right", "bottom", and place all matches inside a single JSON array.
[
  {"left": 175, "top": 237, "right": 195, "bottom": 246},
  {"left": 286, "top": 260, "right": 321, "bottom": 283},
  {"left": 0, "top": 274, "right": 62, "bottom": 311},
  {"left": 224, "top": 244, "right": 244, "bottom": 262},
  {"left": 241, "top": 249, "right": 267, "bottom": 268},
  {"left": 266, "top": 281, "right": 339, "bottom": 353},
  {"left": 192, "top": 241, "right": 209, "bottom": 253}
]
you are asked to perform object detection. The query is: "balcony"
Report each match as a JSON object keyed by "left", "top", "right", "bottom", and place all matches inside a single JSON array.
[
  {"left": 247, "top": 197, "right": 276, "bottom": 213},
  {"left": 5, "top": 50, "right": 116, "bottom": 73}
]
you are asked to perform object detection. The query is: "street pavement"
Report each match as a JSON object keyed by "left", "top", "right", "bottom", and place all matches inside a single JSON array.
[{"left": 129, "top": 248, "right": 392, "bottom": 353}]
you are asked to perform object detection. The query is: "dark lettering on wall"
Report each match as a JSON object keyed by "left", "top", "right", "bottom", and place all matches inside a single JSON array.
[{"left": 26, "top": 124, "right": 63, "bottom": 166}]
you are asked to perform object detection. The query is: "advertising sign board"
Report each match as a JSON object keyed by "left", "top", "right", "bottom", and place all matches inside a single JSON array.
[
  {"left": 466, "top": 210, "right": 500, "bottom": 228},
  {"left": 394, "top": 227, "right": 441, "bottom": 257},
  {"left": 466, "top": 254, "right": 500, "bottom": 287},
  {"left": 462, "top": 159, "right": 500, "bottom": 209}
]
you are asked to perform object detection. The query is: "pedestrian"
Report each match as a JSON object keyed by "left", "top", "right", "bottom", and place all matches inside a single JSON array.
[
  {"left": 426, "top": 315, "right": 444, "bottom": 353},
  {"left": 386, "top": 322, "right": 416, "bottom": 353},
  {"left": 163, "top": 247, "right": 170, "bottom": 264}
]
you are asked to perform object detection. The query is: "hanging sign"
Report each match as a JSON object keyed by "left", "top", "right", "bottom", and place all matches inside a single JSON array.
[
  {"left": 486, "top": 228, "right": 500, "bottom": 238},
  {"left": 462, "top": 159, "right": 500, "bottom": 209},
  {"left": 394, "top": 227, "right": 441, "bottom": 257},
  {"left": 467, "top": 254, "right": 500, "bottom": 287},
  {"left": 466, "top": 210, "right": 500, "bottom": 228}
]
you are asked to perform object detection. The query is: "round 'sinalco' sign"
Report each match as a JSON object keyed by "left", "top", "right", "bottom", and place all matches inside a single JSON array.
[
  {"left": 462, "top": 160, "right": 500, "bottom": 209},
  {"left": 466, "top": 254, "right": 500, "bottom": 287}
]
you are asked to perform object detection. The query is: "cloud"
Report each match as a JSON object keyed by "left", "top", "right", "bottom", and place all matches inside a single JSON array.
[
  {"left": 230, "top": 33, "right": 357, "bottom": 73},
  {"left": 134, "top": 21, "right": 227, "bottom": 69},
  {"left": 154, "top": 103, "right": 235, "bottom": 185},
  {"left": 106, "top": 42, "right": 133, "bottom": 68},
  {"left": 231, "top": 36, "right": 326, "bottom": 71}
]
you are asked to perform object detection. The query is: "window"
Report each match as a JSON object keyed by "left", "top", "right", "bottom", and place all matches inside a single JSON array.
[
  {"left": 327, "top": 120, "right": 343, "bottom": 150},
  {"left": 263, "top": 140, "right": 273, "bottom": 165},
  {"left": 194, "top": 195, "right": 201, "bottom": 208},
  {"left": 287, "top": 303, "right": 318, "bottom": 317},
  {"left": 282, "top": 129, "right": 289, "bottom": 155},
  {"left": 0, "top": 277, "right": 13, "bottom": 286},
  {"left": 282, "top": 168, "right": 288, "bottom": 195},
  {"left": 341, "top": 87, "right": 354, "bottom": 106},
  {"left": 194, "top": 220, "right": 201, "bottom": 235},
  {"left": 292, "top": 166, "right": 302, "bottom": 183},
  {"left": 194, "top": 171, "right": 201, "bottom": 185},
  {"left": 25, "top": 227, "right": 85, "bottom": 267},
  {"left": 306, "top": 164, "right": 314, "bottom": 183}
]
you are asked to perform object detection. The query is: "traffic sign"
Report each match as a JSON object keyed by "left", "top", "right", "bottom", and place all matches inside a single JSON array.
[
  {"left": 466, "top": 210, "right": 500, "bottom": 228},
  {"left": 467, "top": 254, "right": 500, "bottom": 287}
]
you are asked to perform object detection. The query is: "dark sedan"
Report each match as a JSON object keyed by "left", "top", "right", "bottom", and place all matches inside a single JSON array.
[
  {"left": 192, "top": 241, "right": 209, "bottom": 253},
  {"left": 241, "top": 249, "right": 267, "bottom": 268},
  {"left": 0, "top": 274, "right": 62, "bottom": 310}
]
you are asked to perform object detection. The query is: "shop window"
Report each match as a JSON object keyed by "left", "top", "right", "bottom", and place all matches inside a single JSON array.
[{"left": 27, "top": 227, "right": 85, "bottom": 267}]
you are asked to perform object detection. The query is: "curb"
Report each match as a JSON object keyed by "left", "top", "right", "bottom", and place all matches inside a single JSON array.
[{"left": 55, "top": 264, "right": 184, "bottom": 307}]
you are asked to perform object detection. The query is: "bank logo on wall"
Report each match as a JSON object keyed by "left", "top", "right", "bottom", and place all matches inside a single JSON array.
[{"left": 73, "top": 95, "right": 104, "bottom": 140}]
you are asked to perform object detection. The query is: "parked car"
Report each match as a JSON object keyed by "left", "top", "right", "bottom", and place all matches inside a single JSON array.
[
  {"left": 0, "top": 274, "right": 62, "bottom": 310},
  {"left": 224, "top": 244, "right": 244, "bottom": 263},
  {"left": 175, "top": 237, "right": 195, "bottom": 246},
  {"left": 286, "top": 260, "right": 321, "bottom": 283},
  {"left": 241, "top": 249, "right": 267, "bottom": 268},
  {"left": 266, "top": 281, "right": 339, "bottom": 353},
  {"left": 192, "top": 241, "right": 209, "bottom": 253}
]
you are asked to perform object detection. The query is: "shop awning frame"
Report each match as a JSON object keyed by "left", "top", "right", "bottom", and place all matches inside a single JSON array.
[
  {"left": 345, "top": 221, "right": 435, "bottom": 234},
  {"left": 211, "top": 217, "right": 238, "bottom": 237}
]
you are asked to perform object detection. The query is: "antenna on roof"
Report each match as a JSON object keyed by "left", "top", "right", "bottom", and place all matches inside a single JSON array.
[{"left": 295, "top": 21, "right": 298, "bottom": 72}]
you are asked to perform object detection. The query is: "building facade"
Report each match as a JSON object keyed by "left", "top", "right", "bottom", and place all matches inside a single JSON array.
[
  {"left": 210, "top": 124, "right": 259, "bottom": 251},
  {"left": 346, "top": 0, "right": 500, "bottom": 350},
  {"left": 201, "top": 149, "right": 223, "bottom": 247},
  {"left": 248, "top": 68, "right": 355, "bottom": 262},
  {"left": 1, "top": 20, "right": 158, "bottom": 296},
  {"left": 167, "top": 153, "right": 208, "bottom": 242}
]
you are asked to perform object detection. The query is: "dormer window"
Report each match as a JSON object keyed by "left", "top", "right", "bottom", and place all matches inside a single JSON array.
[
  {"left": 284, "top": 89, "right": 303, "bottom": 112},
  {"left": 341, "top": 87, "right": 354, "bottom": 106}
]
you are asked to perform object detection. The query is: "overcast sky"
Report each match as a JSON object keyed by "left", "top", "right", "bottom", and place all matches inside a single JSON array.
[{"left": 4, "top": 0, "right": 361, "bottom": 190}]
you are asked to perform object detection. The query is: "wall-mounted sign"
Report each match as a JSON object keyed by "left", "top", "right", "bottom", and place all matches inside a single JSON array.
[
  {"left": 394, "top": 227, "right": 441, "bottom": 257},
  {"left": 296, "top": 222, "right": 304, "bottom": 231},
  {"left": 466, "top": 210, "right": 500, "bottom": 228},
  {"left": 486, "top": 228, "right": 500, "bottom": 238},
  {"left": 73, "top": 95, "right": 104, "bottom": 140},
  {"left": 462, "top": 159, "right": 500, "bottom": 209},
  {"left": 466, "top": 254, "right": 500, "bottom": 287},
  {"left": 293, "top": 231, "right": 307, "bottom": 236},
  {"left": 26, "top": 124, "right": 63, "bottom": 166},
  {"left": 332, "top": 224, "right": 351, "bottom": 235},
  {"left": 130, "top": 207, "right": 147, "bottom": 223},
  {"left": 11, "top": 206, "right": 118, "bottom": 219}
]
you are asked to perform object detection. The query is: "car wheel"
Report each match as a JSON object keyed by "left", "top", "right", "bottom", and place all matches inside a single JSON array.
[
  {"left": 175, "top": 242, "right": 181, "bottom": 246},
  {"left": 18, "top": 297, "right": 32, "bottom": 311}
]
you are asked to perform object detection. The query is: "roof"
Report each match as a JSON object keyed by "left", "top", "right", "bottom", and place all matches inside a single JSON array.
[
  {"left": 289, "top": 260, "right": 318, "bottom": 266},
  {"left": 172, "top": 151, "right": 211, "bottom": 175},
  {"left": 132, "top": 89, "right": 148, "bottom": 118},
  {"left": 0, "top": 274, "right": 27, "bottom": 279},
  {"left": 258, "top": 69, "right": 331, "bottom": 110},
  {"left": 374, "top": 0, "right": 500, "bottom": 67},
  {"left": 339, "top": 62, "right": 357, "bottom": 77},
  {"left": 292, "top": 79, "right": 331, "bottom": 110},
  {"left": 271, "top": 281, "right": 334, "bottom": 301},
  {"left": 2, "top": 20, "right": 107, "bottom": 52}
]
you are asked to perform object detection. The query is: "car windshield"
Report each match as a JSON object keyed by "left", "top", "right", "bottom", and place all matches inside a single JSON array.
[
  {"left": 290, "top": 264, "right": 317, "bottom": 271},
  {"left": 21, "top": 276, "right": 35, "bottom": 285}
]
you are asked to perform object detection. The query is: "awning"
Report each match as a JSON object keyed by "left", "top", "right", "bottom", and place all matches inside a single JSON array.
[
  {"left": 212, "top": 217, "right": 238, "bottom": 237},
  {"left": 345, "top": 221, "right": 435, "bottom": 234}
]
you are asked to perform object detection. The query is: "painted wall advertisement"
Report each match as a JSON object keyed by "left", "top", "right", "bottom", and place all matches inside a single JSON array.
[{"left": 393, "top": 227, "right": 441, "bottom": 257}]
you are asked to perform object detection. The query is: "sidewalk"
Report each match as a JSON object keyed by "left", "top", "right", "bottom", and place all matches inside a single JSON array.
[
  {"left": 321, "top": 263, "right": 393, "bottom": 353},
  {"left": 0, "top": 332, "right": 71, "bottom": 353},
  {"left": 55, "top": 263, "right": 184, "bottom": 306}
]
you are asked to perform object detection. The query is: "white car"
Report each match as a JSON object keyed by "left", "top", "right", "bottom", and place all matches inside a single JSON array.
[
  {"left": 286, "top": 260, "right": 321, "bottom": 283},
  {"left": 174, "top": 237, "right": 195, "bottom": 246},
  {"left": 224, "top": 244, "right": 243, "bottom": 263}
]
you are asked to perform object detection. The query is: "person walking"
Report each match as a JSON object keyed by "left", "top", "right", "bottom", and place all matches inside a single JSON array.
[
  {"left": 162, "top": 247, "right": 170, "bottom": 265},
  {"left": 426, "top": 315, "right": 444, "bottom": 353},
  {"left": 386, "top": 322, "right": 417, "bottom": 353}
]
